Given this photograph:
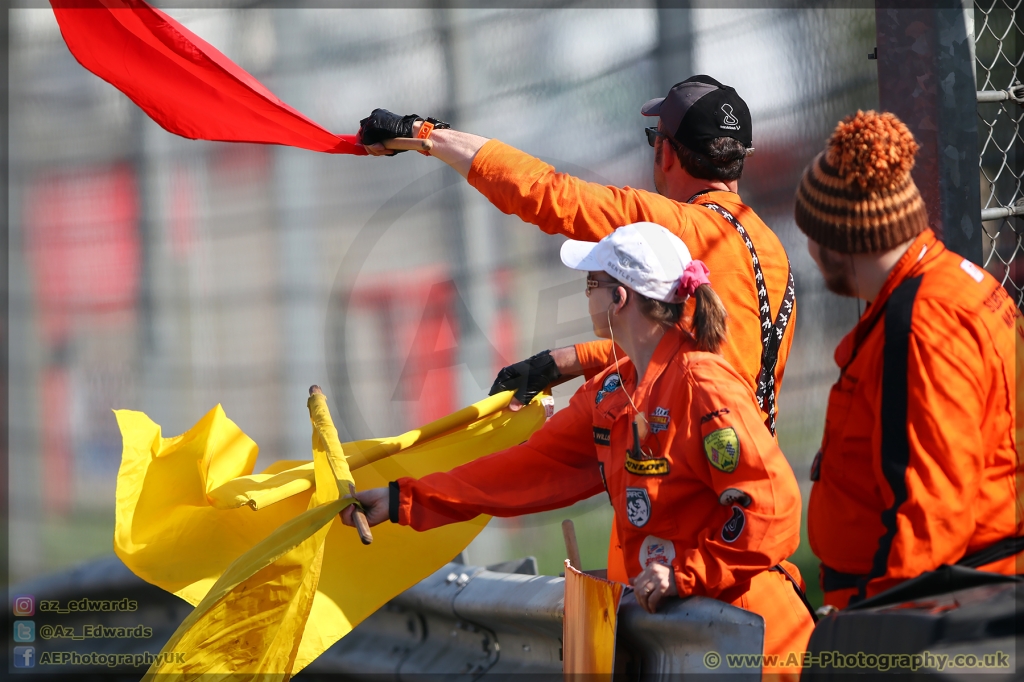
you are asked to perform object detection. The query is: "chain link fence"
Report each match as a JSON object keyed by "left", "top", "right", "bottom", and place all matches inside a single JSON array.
[{"left": 975, "top": 0, "right": 1023, "bottom": 307}]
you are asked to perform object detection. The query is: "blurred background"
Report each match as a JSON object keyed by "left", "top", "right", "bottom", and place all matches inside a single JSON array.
[{"left": 9, "top": 3, "right": 1009, "bottom": 611}]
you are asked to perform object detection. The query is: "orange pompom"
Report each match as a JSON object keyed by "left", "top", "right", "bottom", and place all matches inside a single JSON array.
[{"left": 825, "top": 110, "right": 919, "bottom": 193}]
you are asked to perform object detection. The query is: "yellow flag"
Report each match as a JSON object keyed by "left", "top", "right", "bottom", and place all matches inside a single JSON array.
[{"left": 114, "top": 391, "right": 545, "bottom": 677}]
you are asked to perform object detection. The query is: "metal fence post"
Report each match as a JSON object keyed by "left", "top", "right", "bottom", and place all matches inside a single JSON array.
[
  {"left": 875, "top": 0, "right": 983, "bottom": 264},
  {"left": 656, "top": 0, "right": 694, "bottom": 95}
]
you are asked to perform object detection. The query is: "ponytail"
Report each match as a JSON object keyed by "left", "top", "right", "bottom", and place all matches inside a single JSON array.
[
  {"left": 633, "top": 282, "right": 727, "bottom": 354},
  {"left": 691, "top": 283, "right": 728, "bottom": 354}
]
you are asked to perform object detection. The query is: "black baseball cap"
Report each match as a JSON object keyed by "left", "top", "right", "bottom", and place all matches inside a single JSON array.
[{"left": 641, "top": 75, "right": 752, "bottom": 151}]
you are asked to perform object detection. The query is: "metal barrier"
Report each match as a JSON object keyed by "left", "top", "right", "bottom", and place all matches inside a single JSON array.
[
  {"left": 308, "top": 560, "right": 763, "bottom": 679},
  {"left": 9, "top": 554, "right": 764, "bottom": 679},
  {"left": 306, "top": 558, "right": 564, "bottom": 678}
]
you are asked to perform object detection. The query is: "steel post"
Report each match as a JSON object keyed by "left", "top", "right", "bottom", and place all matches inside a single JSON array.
[{"left": 875, "top": 0, "right": 983, "bottom": 263}]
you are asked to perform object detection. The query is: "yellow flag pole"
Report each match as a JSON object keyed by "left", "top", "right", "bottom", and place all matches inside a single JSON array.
[{"left": 309, "top": 385, "right": 372, "bottom": 545}]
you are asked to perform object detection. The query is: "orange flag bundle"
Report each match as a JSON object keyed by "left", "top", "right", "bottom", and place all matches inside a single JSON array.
[{"left": 562, "top": 560, "right": 624, "bottom": 679}]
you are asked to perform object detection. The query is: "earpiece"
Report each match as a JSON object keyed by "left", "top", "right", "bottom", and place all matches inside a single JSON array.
[{"left": 612, "top": 290, "right": 622, "bottom": 304}]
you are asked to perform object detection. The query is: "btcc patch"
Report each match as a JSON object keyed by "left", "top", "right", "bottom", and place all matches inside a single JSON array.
[
  {"left": 718, "top": 488, "right": 751, "bottom": 507},
  {"left": 640, "top": 535, "right": 675, "bottom": 568},
  {"left": 649, "top": 406, "right": 670, "bottom": 434},
  {"left": 721, "top": 506, "right": 746, "bottom": 542},
  {"left": 593, "top": 427, "right": 611, "bottom": 446},
  {"left": 700, "top": 407, "right": 730, "bottom": 424},
  {"left": 625, "top": 455, "right": 670, "bottom": 476},
  {"left": 595, "top": 373, "right": 622, "bottom": 404},
  {"left": 704, "top": 427, "right": 740, "bottom": 473},
  {"left": 625, "top": 488, "right": 651, "bottom": 527}
]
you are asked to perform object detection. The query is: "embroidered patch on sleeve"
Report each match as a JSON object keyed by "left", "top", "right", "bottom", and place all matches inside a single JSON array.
[
  {"left": 721, "top": 506, "right": 746, "bottom": 542},
  {"left": 718, "top": 488, "right": 751, "bottom": 507},
  {"left": 639, "top": 535, "right": 676, "bottom": 568},
  {"left": 704, "top": 427, "right": 740, "bottom": 473},
  {"left": 595, "top": 373, "right": 621, "bottom": 404},
  {"left": 592, "top": 426, "right": 611, "bottom": 446}
]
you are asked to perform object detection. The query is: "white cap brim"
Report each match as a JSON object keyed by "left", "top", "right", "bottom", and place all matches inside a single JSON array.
[{"left": 560, "top": 239, "right": 606, "bottom": 271}]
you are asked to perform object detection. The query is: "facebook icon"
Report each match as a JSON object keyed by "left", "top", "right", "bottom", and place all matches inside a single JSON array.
[{"left": 13, "top": 646, "right": 35, "bottom": 668}]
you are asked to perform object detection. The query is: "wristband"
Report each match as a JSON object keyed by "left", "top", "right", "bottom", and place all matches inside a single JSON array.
[
  {"left": 414, "top": 117, "right": 450, "bottom": 156},
  {"left": 414, "top": 120, "right": 434, "bottom": 156},
  {"left": 388, "top": 481, "right": 400, "bottom": 524}
]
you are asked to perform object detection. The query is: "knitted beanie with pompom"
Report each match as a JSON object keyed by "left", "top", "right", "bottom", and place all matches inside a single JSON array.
[{"left": 794, "top": 110, "right": 929, "bottom": 254}]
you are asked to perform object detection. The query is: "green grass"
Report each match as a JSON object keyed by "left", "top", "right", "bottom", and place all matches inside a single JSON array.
[
  {"left": 787, "top": 514, "right": 823, "bottom": 610},
  {"left": 498, "top": 499, "right": 615, "bottom": 575},
  {"left": 39, "top": 512, "right": 115, "bottom": 575}
]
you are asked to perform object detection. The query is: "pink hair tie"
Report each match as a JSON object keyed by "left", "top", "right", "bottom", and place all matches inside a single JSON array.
[{"left": 676, "top": 260, "right": 711, "bottom": 299}]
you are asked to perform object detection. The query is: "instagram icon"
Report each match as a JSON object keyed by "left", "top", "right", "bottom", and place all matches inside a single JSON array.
[{"left": 12, "top": 596, "right": 34, "bottom": 617}]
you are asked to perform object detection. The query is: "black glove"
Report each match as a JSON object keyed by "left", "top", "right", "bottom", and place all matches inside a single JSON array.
[
  {"left": 488, "top": 350, "right": 561, "bottom": 405},
  {"left": 358, "top": 109, "right": 452, "bottom": 153},
  {"left": 358, "top": 108, "right": 421, "bottom": 152}
]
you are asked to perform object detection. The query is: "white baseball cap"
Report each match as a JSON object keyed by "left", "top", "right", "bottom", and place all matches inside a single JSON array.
[{"left": 560, "top": 222, "right": 704, "bottom": 303}]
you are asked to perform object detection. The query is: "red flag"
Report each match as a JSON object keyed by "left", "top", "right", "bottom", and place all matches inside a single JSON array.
[{"left": 50, "top": 0, "right": 366, "bottom": 155}]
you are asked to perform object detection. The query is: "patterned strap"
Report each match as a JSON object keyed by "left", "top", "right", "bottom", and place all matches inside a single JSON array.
[{"left": 698, "top": 202, "right": 795, "bottom": 435}]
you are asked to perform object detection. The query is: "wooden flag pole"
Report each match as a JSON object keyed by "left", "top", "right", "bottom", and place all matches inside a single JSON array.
[
  {"left": 562, "top": 519, "right": 582, "bottom": 570},
  {"left": 309, "top": 385, "right": 373, "bottom": 545}
]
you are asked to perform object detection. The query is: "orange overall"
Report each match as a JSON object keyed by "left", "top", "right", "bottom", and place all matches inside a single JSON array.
[
  {"left": 395, "top": 326, "right": 815, "bottom": 675},
  {"left": 808, "top": 229, "right": 1023, "bottom": 609},
  {"left": 467, "top": 140, "right": 795, "bottom": 418}
]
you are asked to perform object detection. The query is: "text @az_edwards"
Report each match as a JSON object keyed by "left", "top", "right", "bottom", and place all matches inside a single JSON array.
[{"left": 38, "top": 598, "right": 137, "bottom": 614}]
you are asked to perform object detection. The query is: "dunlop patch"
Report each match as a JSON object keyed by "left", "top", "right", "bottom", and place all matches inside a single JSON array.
[
  {"left": 625, "top": 455, "right": 670, "bottom": 476},
  {"left": 593, "top": 427, "right": 611, "bottom": 446},
  {"left": 704, "top": 427, "right": 740, "bottom": 473}
]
